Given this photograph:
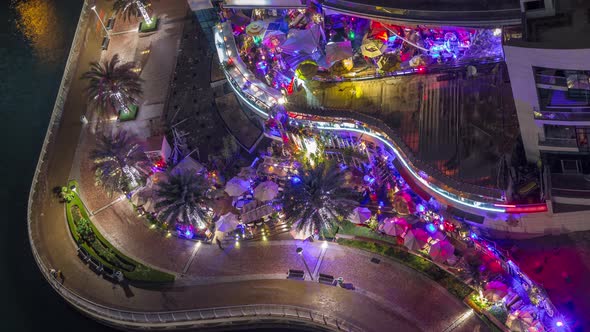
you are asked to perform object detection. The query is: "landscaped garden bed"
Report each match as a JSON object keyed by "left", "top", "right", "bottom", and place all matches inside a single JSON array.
[
  {"left": 139, "top": 17, "right": 158, "bottom": 33},
  {"left": 65, "top": 181, "right": 174, "bottom": 282},
  {"left": 337, "top": 238, "right": 472, "bottom": 300},
  {"left": 118, "top": 104, "right": 139, "bottom": 121}
]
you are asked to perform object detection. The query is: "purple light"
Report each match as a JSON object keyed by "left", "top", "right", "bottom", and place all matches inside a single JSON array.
[
  {"left": 556, "top": 321, "right": 564, "bottom": 327},
  {"left": 417, "top": 204, "right": 425, "bottom": 213},
  {"left": 425, "top": 223, "right": 437, "bottom": 233}
]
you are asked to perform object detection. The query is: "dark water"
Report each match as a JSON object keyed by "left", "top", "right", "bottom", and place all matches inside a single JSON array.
[
  {"left": 0, "top": 0, "right": 110, "bottom": 331},
  {"left": 0, "top": 1, "right": 305, "bottom": 331}
]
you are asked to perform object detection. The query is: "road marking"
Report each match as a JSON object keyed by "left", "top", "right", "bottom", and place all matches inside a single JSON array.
[{"left": 182, "top": 242, "right": 202, "bottom": 274}]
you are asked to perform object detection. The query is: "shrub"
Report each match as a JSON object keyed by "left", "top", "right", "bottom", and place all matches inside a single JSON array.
[
  {"left": 90, "top": 239, "right": 134, "bottom": 272},
  {"left": 488, "top": 304, "right": 508, "bottom": 323},
  {"left": 338, "top": 239, "right": 473, "bottom": 300},
  {"left": 77, "top": 218, "right": 94, "bottom": 242}
]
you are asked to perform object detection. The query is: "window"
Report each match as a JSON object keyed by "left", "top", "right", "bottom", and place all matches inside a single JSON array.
[{"left": 561, "top": 160, "right": 580, "bottom": 173}]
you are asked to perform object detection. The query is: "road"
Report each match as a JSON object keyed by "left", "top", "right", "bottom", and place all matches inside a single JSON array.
[{"left": 28, "top": 1, "right": 489, "bottom": 331}]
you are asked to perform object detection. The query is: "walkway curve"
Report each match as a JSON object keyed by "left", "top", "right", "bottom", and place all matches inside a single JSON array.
[{"left": 27, "top": 1, "right": 487, "bottom": 331}]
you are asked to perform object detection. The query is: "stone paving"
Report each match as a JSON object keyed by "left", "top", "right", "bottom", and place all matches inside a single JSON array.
[
  {"left": 92, "top": 201, "right": 194, "bottom": 274},
  {"left": 38, "top": 1, "right": 491, "bottom": 330},
  {"left": 188, "top": 241, "right": 321, "bottom": 277}
]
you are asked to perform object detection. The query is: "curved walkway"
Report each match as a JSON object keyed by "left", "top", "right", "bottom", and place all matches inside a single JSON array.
[{"left": 29, "top": 1, "right": 487, "bottom": 331}]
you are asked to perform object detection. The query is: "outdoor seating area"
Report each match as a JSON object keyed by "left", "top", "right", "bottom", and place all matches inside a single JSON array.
[{"left": 220, "top": 3, "right": 504, "bottom": 91}]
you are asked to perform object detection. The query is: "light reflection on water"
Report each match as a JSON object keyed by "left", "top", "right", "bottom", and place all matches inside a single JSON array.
[{"left": 12, "top": 0, "right": 66, "bottom": 65}]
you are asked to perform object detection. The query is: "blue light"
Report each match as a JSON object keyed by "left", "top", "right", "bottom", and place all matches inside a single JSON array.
[
  {"left": 185, "top": 230, "right": 192, "bottom": 238},
  {"left": 417, "top": 204, "right": 425, "bottom": 213},
  {"left": 470, "top": 232, "right": 478, "bottom": 240},
  {"left": 425, "top": 223, "right": 437, "bottom": 233},
  {"left": 291, "top": 176, "right": 301, "bottom": 184}
]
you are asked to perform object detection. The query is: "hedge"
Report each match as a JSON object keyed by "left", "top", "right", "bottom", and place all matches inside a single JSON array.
[
  {"left": 337, "top": 239, "right": 473, "bottom": 300},
  {"left": 65, "top": 181, "right": 175, "bottom": 282}
]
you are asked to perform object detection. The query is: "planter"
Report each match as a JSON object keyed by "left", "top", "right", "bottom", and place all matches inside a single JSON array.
[{"left": 138, "top": 17, "right": 158, "bottom": 33}]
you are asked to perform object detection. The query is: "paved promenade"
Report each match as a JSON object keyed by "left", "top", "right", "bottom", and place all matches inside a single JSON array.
[{"left": 30, "top": 1, "right": 488, "bottom": 331}]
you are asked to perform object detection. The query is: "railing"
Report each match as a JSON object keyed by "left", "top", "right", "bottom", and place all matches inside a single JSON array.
[
  {"left": 534, "top": 74, "right": 568, "bottom": 87},
  {"left": 214, "top": 22, "right": 511, "bottom": 213},
  {"left": 534, "top": 108, "right": 590, "bottom": 121},
  {"left": 537, "top": 134, "right": 578, "bottom": 148},
  {"left": 293, "top": 106, "right": 505, "bottom": 202},
  {"left": 322, "top": 0, "right": 521, "bottom": 26},
  {"left": 25, "top": 5, "right": 362, "bottom": 330}
]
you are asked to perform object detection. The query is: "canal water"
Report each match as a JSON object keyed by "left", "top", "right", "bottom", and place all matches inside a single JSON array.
[{"left": 1, "top": 1, "right": 307, "bottom": 331}]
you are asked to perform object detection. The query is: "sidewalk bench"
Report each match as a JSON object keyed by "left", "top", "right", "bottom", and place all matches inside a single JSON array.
[
  {"left": 88, "top": 257, "right": 103, "bottom": 274},
  {"left": 318, "top": 273, "right": 335, "bottom": 285},
  {"left": 77, "top": 247, "right": 90, "bottom": 263},
  {"left": 101, "top": 36, "right": 110, "bottom": 50},
  {"left": 287, "top": 269, "right": 305, "bottom": 280},
  {"left": 102, "top": 265, "right": 119, "bottom": 283}
]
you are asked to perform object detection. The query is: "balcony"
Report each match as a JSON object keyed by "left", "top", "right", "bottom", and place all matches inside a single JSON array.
[
  {"left": 321, "top": 0, "right": 521, "bottom": 27},
  {"left": 534, "top": 107, "right": 590, "bottom": 122},
  {"left": 538, "top": 134, "right": 579, "bottom": 152}
]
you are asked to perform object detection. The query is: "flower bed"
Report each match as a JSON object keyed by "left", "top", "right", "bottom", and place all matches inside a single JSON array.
[
  {"left": 65, "top": 182, "right": 174, "bottom": 282},
  {"left": 337, "top": 238, "right": 472, "bottom": 300}
]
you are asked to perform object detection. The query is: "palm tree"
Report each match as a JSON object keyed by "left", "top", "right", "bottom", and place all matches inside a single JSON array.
[
  {"left": 282, "top": 161, "right": 359, "bottom": 236},
  {"left": 155, "top": 171, "right": 210, "bottom": 229},
  {"left": 81, "top": 54, "right": 142, "bottom": 114},
  {"left": 111, "top": 0, "right": 153, "bottom": 24},
  {"left": 91, "top": 130, "right": 147, "bottom": 195}
]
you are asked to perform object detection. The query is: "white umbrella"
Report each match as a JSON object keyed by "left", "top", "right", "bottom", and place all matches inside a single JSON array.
[
  {"left": 216, "top": 212, "right": 240, "bottom": 232},
  {"left": 428, "top": 240, "right": 455, "bottom": 263},
  {"left": 382, "top": 217, "right": 408, "bottom": 236},
  {"left": 348, "top": 207, "right": 371, "bottom": 224},
  {"left": 290, "top": 220, "right": 312, "bottom": 240},
  {"left": 225, "top": 177, "right": 250, "bottom": 197},
  {"left": 254, "top": 181, "right": 279, "bottom": 201},
  {"left": 143, "top": 198, "right": 156, "bottom": 213},
  {"left": 404, "top": 229, "right": 429, "bottom": 251}
]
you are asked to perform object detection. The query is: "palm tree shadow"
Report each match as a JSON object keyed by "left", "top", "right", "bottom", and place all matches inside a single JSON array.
[{"left": 121, "top": 281, "right": 135, "bottom": 298}]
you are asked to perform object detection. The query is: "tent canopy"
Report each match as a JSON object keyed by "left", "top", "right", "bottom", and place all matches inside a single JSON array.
[
  {"left": 225, "top": 177, "right": 250, "bottom": 197},
  {"left": 216, "top": 212, "right": 240, "bottom": 232},
  {"left": 348, "top": 207, "right": 371, "bottom": 224},
  {"left": 280, "top": 25, "right": 321, "bottom": 55},
  {"left": 325, "top": 41, "right": 353, "bottom": 67},
  {"left": 254, "top": 180, "right": 279, "bottom": 201}
]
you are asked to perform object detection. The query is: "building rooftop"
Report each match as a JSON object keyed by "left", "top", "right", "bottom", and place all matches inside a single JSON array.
[
  {"left": 338, "top": 0, "right": 519, "bottom": 11},
  {"left": 520, "top": 0, "right": 590, "bottom": 48},
  {"left": 322, "top": 0, "right": 521, "bottom": 27}
]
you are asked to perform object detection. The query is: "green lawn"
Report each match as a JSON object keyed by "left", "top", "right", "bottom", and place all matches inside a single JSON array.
[
  {"left": 118, "top": 104, "right": 138, "bottom": 121},
  {"left": 337, "top": 238, "right": 473, "bottom": 300},
  {"left": 334, "top": 220, "right": 400, "bottom": 246},
  {"left": 139, "top": 17, "right": 158, "bottom": 33},
  {"left": 65, "top": 180, "right": 174, "bottom": 282}
]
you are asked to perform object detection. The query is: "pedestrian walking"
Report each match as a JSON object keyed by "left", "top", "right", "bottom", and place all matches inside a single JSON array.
[
  {"left": 216, "top": 238, "right": 224, "bottom": 250},
  {"left": 49, "top": 268, "right": 57, "bottom": 278},
  {"left": 57, "top": 270, "right": 64, "bottom": 284}
]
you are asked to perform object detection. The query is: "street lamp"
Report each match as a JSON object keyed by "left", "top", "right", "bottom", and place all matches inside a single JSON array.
[
  {"left": 90, "top": 5, "right": 110, "bottom": 36},
  {"left": 296, "top": 247, "right": 313, "bottom": 281}
]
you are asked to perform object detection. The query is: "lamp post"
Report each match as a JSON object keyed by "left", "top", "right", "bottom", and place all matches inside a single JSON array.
[
  {"left": 90, "top": 5, "right": 110, "bottom": 36},
  {"left": 296, "top": 247, "right": 313, "bottom": 281}
]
